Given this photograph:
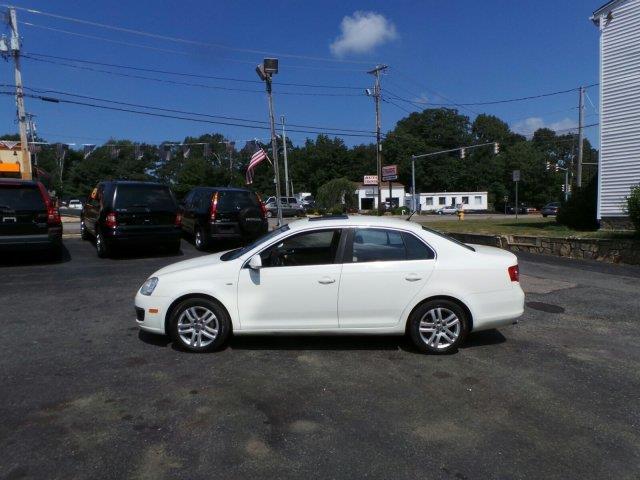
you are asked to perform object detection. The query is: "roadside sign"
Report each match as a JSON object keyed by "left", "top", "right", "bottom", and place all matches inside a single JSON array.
[
  {"left": 363, "top": 175, "right": 378, "bottom": 185},
  {"left": 382, "top": 165, "right": 398, "bottom": 182},
  {"left": 512, "top": 170, "right": 521, "bottom": 182}
]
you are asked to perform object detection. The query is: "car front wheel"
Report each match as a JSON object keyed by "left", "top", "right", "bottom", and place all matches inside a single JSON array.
[
  {"left": 194, "top": 227, "right": 208, "bottom": 251},
  {"left": 408, "top": 300, "right": 469, "bottom": 354},
  {"left": 95, "top": 231, "right": 110, "bottom": 258},
  {"left": 80, "top": 220, "right": 89, "bottom": 240},
  {"left": 169, "top": 298, "right": 231, "bottom": 352}
]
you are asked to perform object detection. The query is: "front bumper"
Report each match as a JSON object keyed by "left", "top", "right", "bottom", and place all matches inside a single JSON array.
[{"left": 134, "top": 291, "right": 168, "bottom": 335}]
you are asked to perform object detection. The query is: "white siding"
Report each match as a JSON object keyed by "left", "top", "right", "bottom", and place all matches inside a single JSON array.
[{"left": 599, "top": 0, "right": 640, "bottom": 218}]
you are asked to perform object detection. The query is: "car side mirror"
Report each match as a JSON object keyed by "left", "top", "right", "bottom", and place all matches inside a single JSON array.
[{"left": 248, "top": 254, "right": 262, "bottom": 270}]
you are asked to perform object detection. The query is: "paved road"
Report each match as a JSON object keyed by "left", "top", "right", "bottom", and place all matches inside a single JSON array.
[{"left": 1, "top": 239, "right": 639, "bottom": 479}]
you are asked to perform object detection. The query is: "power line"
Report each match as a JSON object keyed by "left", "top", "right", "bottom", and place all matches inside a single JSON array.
[
  {"left": 21, "top": 55, "right": 365, "bottom": 97},
  {"left": 381, "top": 96, "right": 414, "bottom": 115},
  {"left": 23, "top": 51, "right": 364, "bottom": 90},
  {"left": 10, "top": 5, "right": 372, "bottom": 65},
  {"left": 14, "top": 84, "right": 376, "bottom": 133},
  {"left": 386, "top": 83, "right": 600, "bottom": 107},
  {"left": 0, "top": 91, "right": 378, "bottom": 138}
]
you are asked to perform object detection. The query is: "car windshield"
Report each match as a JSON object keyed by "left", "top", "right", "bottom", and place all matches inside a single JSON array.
[
  {"left": 421, "top": 226, "right": 475, "bottom": 252},
  {"left": 220, "top": 224, "right": 290, "bottom": 261},
  {"left": 0, "top": 185, "right": 45, "bottom": 211},
  {"left": 115, "top": 184, "right": 176, "bottom": 211}
]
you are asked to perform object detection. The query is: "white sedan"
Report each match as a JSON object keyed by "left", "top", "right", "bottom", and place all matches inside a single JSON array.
[{"left": 135, "top": 216, "right": 524, "bottom": 354}]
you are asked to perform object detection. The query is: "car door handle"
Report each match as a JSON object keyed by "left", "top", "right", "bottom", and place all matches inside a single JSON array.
[
  {"left": 318, "top": 277, "right": 336, "bottom": 285},
  {"left": 405, "top": 274, "right": 422, "bottom": 282}
]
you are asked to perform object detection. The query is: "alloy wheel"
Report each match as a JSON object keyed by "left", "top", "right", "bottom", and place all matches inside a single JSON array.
[
  {"left": 177, "top": 306, "right": 219, "bottom": 349},
  {"left": 195, "top": 229, "right": 202, "bottom": 249},
  {"left": 418, "top": 307, "right": 461, "bottom": 350}
]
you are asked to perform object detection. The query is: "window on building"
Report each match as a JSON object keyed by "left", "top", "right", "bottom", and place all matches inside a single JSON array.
[
  {"left": 474, "top": 195, "right": 482, "bottom": 205},
  {"left": 425, "top": 197, "right": 433, "bottom": 206},
  {"left": 462, "top": 196, "right": 469, "bottom": 204},
  {"left": 439, "top": 197, "right": 446, "bottom": 205},
  {"left": 450, "top": 197, "right": 457, "bottom": 206}
]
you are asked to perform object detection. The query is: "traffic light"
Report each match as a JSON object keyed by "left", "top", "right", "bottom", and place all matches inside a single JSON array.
[
  {"left": 545, "top": 161, "right": 551, "bottom": 171},
  {"left": 493, "top": 142, "right": 500, "bottom": 154},
  {"left": 561, "top": 184, "right": 565, "bottom": 192},
  {"left": 555, "top": 164, "right": 560, "bottom": 173},
  {"left": 460, "top": 148, "right": 465, "bottom": 159}
]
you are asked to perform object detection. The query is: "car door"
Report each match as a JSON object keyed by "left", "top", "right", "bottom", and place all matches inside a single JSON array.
[
  {"left": 83, "top": 184, "right": 103, "bottom": 235},
  {"left": 338, "top": 228, "right": 436, "bottom": 328},
  {"left": 236, "top": 228, "right": 344, "bottom": 330}
]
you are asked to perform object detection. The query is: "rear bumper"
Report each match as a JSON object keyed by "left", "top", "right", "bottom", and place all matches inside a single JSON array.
[
  {"left": 207, "top": 221, "right": 267, "bottom": 241},
  {"left": 104, "top": 227, "right": 181, "bottom": 246},
  {"left": 469, "top": 285, "right": 525, "bottom": 332},
  {"left": 0, "top": 229, "right": 62, "bottom": 250}
]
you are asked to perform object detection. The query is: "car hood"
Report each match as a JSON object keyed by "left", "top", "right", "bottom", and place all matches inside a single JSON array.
[{"left": 153, "top": 251, "right": 231, "bottom": 277}]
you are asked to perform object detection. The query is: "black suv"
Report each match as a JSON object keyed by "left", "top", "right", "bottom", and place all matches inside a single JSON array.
[
  {"left": 81, "top": 181, "right": 181, "bottom": 258},
  {"left": 0, "top": 179, "right": 62, "bottom": 255},
  {"left": 180, "top": 187, "right": 268, "bottom": 250}
]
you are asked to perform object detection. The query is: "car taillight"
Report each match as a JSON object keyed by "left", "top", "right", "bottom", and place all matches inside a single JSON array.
[
  {"left": 255, "top": 193, "right": 267, "bottom": 218},
  {"left": 209, "top": 192, "right": 218, "bottom": 221},
  {"left": 47, "top": 206, "right": 61, "bottom": 225},
  {"left": 105, "top": 212, "right": 118, "bottom": 228},
  {"left": 508, "top": 265, "right": 519, "bottom": 282},
  {"left": 175, "top": 212, "right": 182, "bottom": 226}
]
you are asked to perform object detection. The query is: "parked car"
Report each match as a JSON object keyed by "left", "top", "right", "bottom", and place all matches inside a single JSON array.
[
  {"left": 265, "top": 198, "right": 305, "bottom": 217},
  {"left": 68, "top": 199, "right": 83, "bottom": 210},
  {"left": 81, "top": 180, "right": 182, "bottom": 258},
  {"left": 180, "top": 187, "right": 268, "bottom": 251},
  {"left": 0, "top": 179, "right": 62, "bottom": 256},
  {"left": 495, "top": 202, "right": 528, "bottom": 215},
  {"left": 541, "top": 202, "right": 560, "bottom": 217},
  {"left": 300, "top": 195, "right": 315, "bottom": 210},
  {"left": 135, "top": 216, "right": 524, "bottom": 354},
  {"left": 436, "top": 205, "right": 459, "bottom": 215}
]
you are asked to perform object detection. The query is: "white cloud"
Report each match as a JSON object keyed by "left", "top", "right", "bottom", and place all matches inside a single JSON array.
[
  {"left": 330, "top": 11, "right": 398, "bottom": 58},
  {"left": 512, "top": 117, "right": 578, "bottom": 137}
]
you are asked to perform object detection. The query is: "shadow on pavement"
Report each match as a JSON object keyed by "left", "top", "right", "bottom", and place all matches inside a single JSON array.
[
  {"left": 138, "top": 329, "right": 508, "bottom": 353},
  {"left": 0, "top": 244, "right": 71, "bottom": 267}
]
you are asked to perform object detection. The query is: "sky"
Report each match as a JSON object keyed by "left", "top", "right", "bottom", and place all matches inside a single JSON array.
[{"left": 0, "top": 0, "right": 603, "bottom": 149}]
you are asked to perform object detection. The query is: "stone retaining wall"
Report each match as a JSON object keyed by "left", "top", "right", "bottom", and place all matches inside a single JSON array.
[{"left": 448, "top": 232, "right": 640, "bottom": 265}]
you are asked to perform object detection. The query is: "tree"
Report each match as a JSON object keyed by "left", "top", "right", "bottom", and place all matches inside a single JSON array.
[{"left": 316, "top": 177, "right": 357, "bottom": 211}]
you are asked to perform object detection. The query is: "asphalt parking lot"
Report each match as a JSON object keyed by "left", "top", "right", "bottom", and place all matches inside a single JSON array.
[{"left": 1, "top": 237, "right": 640, "bottom": 479}]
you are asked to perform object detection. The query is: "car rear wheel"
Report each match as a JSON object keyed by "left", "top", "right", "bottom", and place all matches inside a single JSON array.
[
  {"left": 408, "top": 300, "right": 469, "bottom": 354},
  {"left": 169, "top": 298, "right": 231, "bottom": 352},
  {"left": 95, "top": 231, "right": 110, "bottom": 258},
  {"left": 194, "top": 227, "right": 208, "bottom": 251}
]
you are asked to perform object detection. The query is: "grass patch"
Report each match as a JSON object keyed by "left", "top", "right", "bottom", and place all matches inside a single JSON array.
[{"left": 420, "top": 216, "right": 635, "bottom": 239}]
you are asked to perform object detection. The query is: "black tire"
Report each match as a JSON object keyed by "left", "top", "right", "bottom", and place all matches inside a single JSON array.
[
  {"left": 408, "top": 299, "right": 469, "bottom": 354},
  {"left": 80, "top": 219, "right": 89, "bottom": 240},
  {"left": 95, "top": 230, "right": 110, "bottom": 258},
  {"left": 169, "top": 297, "right": 231, "bottom": 352},
  {"left": 194, "top": 226, "right": 208, "bottom": 251}
]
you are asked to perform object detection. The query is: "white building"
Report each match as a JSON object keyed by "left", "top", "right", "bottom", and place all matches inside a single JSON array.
[
  {"left": 356, "top": 182, "right": 406, "bottom": 210},
  {"left": 416, "top": 191, "right": 488, "bottom": 212},
  {"left": 592, "top": 0, "right": 640, "bottom": 228}
]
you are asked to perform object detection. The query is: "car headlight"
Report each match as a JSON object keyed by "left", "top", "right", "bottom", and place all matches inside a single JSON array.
[{"left": 140, "top": 277, "right": 159, "bottom": 296}]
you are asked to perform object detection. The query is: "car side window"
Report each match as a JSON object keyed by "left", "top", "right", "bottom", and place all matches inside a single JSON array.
[
  {"left": 402, "top": 232, "right": 435, "bottom": 260},
  {"left": 350, "top": 228, "right": 434, "bottom": 262},
  {"left": 259, "top": 229, "right": 342, "bottom": 268}
]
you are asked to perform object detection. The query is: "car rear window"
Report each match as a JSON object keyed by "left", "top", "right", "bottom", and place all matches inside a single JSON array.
[
  {"left": 114, "top": 184, "right": 176, "bottom": 211},
  {"left": 0, "top": 185, "right": 45, "bottom": 211},
  {"left": 217, "top": 190, "right": 260, "bottom": 210}
]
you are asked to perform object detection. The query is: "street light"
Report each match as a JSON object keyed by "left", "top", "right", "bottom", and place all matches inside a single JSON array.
[{"left": 256, "top": 58, "right": 283, "bottom": 225}]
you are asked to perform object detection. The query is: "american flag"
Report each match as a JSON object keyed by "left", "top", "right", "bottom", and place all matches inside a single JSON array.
[{"left": 245, "top": 147, "right": 269, "bottom": 185}]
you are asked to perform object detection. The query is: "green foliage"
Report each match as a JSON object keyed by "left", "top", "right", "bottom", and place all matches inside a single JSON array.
[
  {"left": 557, "top": 176, "right": 598, "bottom": 231},
  {"left": 316, "top": 177, "right": 357, "bottom": 210},
  {"left": 626, "top": 185, "right": 640, "bottom": 233}
]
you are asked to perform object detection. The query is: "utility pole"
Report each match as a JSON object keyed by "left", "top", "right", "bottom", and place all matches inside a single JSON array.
[
  {"left": 256, "top": 58, "right": 282, "bottom": 225},
  {"left": 281, "top": 115, "right": 290, "bottom": 197},
  {"left": 367, "top": 64, "right": 388, "bottom": 213},
  {"left": 7, "top": 8, "right": 31, "bottom": 180},
  {"left": 577, "top": 86, "right": 585, "bottom": 188},
  {"left": 26, "top": 113, "right": 37, "bottom": 175}
]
